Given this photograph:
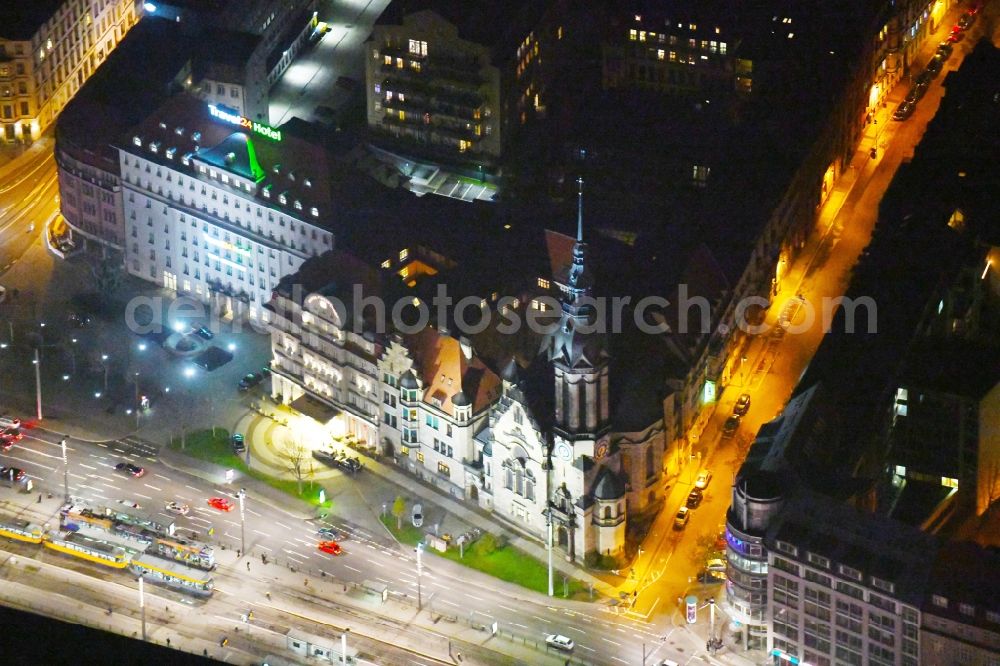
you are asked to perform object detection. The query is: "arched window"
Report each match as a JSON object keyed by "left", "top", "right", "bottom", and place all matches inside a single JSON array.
[
  {"left": 645, "top": 446, "right": 655, "bottom": 479},
  {"left": 504, "top": 467, "right": 513, "bottom": 490},
  {"left": 514, "top": 406, "right": 523, "bottom": 425},
  {"left": 515, "top": 468, "right": 524, "bottom": 496},
  {"left": 603, "top": 506, "right": 612, "bottom": 519}
]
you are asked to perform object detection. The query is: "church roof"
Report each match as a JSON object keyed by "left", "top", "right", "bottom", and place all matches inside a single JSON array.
[
  {"left": 194, "top": 132, "right": 266, "bottom": 182},
  {"left": 593, "top": 467, "right": 625, "bottom": 500}
]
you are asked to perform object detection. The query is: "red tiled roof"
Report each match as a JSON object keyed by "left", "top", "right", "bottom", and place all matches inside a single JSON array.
[{"left": 405, "top": 328, "right": 500, "bottom": 415}]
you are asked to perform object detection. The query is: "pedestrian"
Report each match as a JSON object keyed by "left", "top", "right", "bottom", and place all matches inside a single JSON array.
[
  {"left": 261, "top": 553, "right": 266, "bottom": 564},
  {"left": 246, "top": 561, "right": 251, "bottom": 572},
  {"left": 304, "top": 578, "right": 309, "bottom": 587},
  {"left": 266, "top": 592, "right": 271, "bottom": 601},
  {"left": 237, "top": 549, "right": 241, "bottom": 558},
  {"left": 37, "top": 494, "right": 42, "bottom": 503},
  {"left": 166, "top": 638, "right": 170, "bottom": 647}
]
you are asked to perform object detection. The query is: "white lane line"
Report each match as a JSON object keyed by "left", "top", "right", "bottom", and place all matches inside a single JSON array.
[
  {"left": 1, "top": 455, "right": 55, "bottom": 472},
  {"left": 344, "top": 565, "right": 361, "bottom": 573},
  {"left": 68, "top": 473, "right": 87, "bottom": 480},
  {"left": 134, "top": 493, "right": 152, "bottom": 500},
  {"left": 601, "top": 637, "right": 622, "bottom": 647},
  {"left": 368, "top": 559, "right": 384, "bottom": 568},
  {"left": 143, "top": 484, "right": 162, "bottom": 491},
  {"left": 100, "top": 483, "right": 121, "bottom": 490},
  {"left": 375, "top": 577, "right": 390, "bottom": 584},
  {"left": 225, "top": 520, "right": 240, "bottom": 528},
  {"left": 578, "top": 645, "right": 595, "bottom": 653},
  {"left": 185, "top": 485, "right": 201, "bottom": 492},
  {"left": 612, "top": 657, "right": 630, "bottom": 664},
  {"left": 252, "top": 530, "right": 272, "bottom": 538},
  {"left": 498, "top": 604, "right": 518, "bottom": 613},
  {"left": 154, "top": 474, "right": 170, "bottom": 481},
  {"left": 256, "top": 543, "right": 272, "bottom": 551},
  {"left": 246, "top": 508, "right": 262, "bottom": 517},
  {"left": 531, "top": 615, "right": 550, "bottom": 624},
  {"left": 567, "top": 626, "right": 585, "bottom": 634},
  {"left": 464, "top": 593, "right": 484, "bottom": 602},
  {"left": 439, "top": 599, "right": 460, "bottom": 608},
  {"left": 512, "top": 623, "right": 528, "bottom": 629},
  {"left": 78, "top": 464, "right": 97, "bottom": 470},
  {"left": 97, "top": 443, "right": 108, "bottom": 448},
  {"left": 275, "top": 521, "right": 291, "bottom": 530}
]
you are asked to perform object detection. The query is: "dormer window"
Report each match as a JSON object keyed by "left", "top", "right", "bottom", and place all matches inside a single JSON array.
[
  {"left": 262, "top": 187, "right": 271, "bottom": 199},
  {"left": 149, "top": 141, "right": 161, "bottom": 153},
  {"left": 304, "top": 178, "right": 312, "bottom": 188},
  {"left": 288, "top": 170, "right": 296, "bottom": 182},
  {"left": 272, "top": 163, "right": 281, "bottom": 174},
  {"left": 174, "top": 126, "right": 185, "bottom": 135},
  {"left": 132, "top": 136, "right": 142, "bottom": 147},
  {"left": 165, "top": 147, "right": 176, "bottom": 159},
  {"left": 192, "top": 131, "right": 201, "bottom": 142},
  {"left": 182, "top": 153, "right": 192, "bottom": 166},
  {"left": 158, "top": 121, "right": 167, "bottom": 129},
  {"left": 278, "top": 193, "right": 287, "bottom": 205},
  {"left": 310, "top": 206, "right": 319, "bottom": 217},
  {"left": 294, "top": 200, "right": 302, "bottom": 210}
]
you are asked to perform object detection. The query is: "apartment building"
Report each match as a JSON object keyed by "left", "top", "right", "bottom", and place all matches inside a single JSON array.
[
  {"left": 364, "top": 0, "right": 567, "bottom": 163},
  {"left": 117, "top": 93, "right": 334, "bottom": 322},
  {"left": 0, "top": 0, "right": 142, "bottom": 142}
]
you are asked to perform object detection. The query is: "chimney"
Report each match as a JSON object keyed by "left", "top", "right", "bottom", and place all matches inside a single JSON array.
[{"left": 459, "top": 336, "right": 473, "bottom": 360}]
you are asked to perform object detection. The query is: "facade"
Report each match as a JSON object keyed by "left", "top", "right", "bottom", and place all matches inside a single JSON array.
[
  {"left": 190, "top": 31, "right": 267, "bottom": 123},
  {"left": 364, "top": 1, "right": 566, "bottom": 163},
  {"left": 268, "top": 251, "right": 384, "bottom": 448},
  {"left": 117, "top": 94, "right": 334, "bottom": 322},
  {"left": 921, "top": 542, "right": 1000, "bottom": 665},
  {"left": 0, "top": 0, "right": 142, "bottom": 142},
  {"left": 765, "top": 493, "right": 932, "bottom": 666}
]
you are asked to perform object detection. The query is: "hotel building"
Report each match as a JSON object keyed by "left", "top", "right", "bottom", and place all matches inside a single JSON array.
[{"left": 117, "top": 93, "right": 334, "bottom": 322}]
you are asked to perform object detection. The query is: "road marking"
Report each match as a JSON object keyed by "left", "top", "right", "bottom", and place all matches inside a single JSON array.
[
  {"left": 185, "top": 485, "right": 201, "bottom": 492},
  {"left": 375, "top": 577, "right": 390, "bottom": 584},
  {"left": 252, "top": 530, "right": 272, "bottom": 538},
  {"left": 78, "top": 464, "right": 97, "bottom": 470},
  {"left": 512, "top": 622, "right": 528, "bottom": 629},
  {"left": 531, "top": 615, "right": 550, "bottom": 624},
  {"left": 464, "top": 593, "right": 484, "bottom": 602},
  {"left": 567, "top": 626, "right": 585, "bottom": 634},
  {"left": 134, "top": 493, "right": 152, "bottom": 500},
  {"left": 275, "top": 521, "right": 291, "bottom": 530},
  {"left": 100, "top": 482, "right": 120, "bottom": 490},
  {"left": 601, "top": 637, "right": 622, "bottom": 647},
  {"left": 615, "top": 626, "right": 628, "bottom": 634},
  {"left": 498, "top": 604, "right": 518, "bottom": 613},
  {"left": 246, "top": 508, "right": 261, "bottom": 517},
  {"left": 68, "top": 472, "right": 87, "bottom": 480},
  {"left": 143, "top": 484, "right": 162, "bottom": 491},
  {"left": 97, "top": 443, "right": 108, "bottom": 448},
  {"left": 154, "top": 474, "right": 170, "bottom": 481},
  {"left": 611, "top": 657, "right": 629, "bottom": 664},
  {"left": 344, "top": 565, "right": 361, "bottom": 573},
  {"left": 439, "top": 599, "right": 460, "bottom": 608},
  {"left": 577, "top": 644, "right": 595, "bottom": 652}
]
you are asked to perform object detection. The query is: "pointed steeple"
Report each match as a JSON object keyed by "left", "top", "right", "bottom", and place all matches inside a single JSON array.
[
  {"left": 567, "top": 177, "right": 592, "bottom": 294},
  {"left": 576, "top": 176, "right": 584, "bottom": 242}
]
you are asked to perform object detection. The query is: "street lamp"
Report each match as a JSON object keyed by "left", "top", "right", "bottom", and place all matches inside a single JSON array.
[
  {"left": 545, "top": 507, "right": 554, "bottom": 597},
  {"left": 33, "top": 348, "right": 42, "bottom": 420},
  {"left": 60, "top": 437, "right": 69, "bottom": 503},
  {"left": 133, "top": 372, "right": 141, "bottom": 430},
  {"left": 341, "top": 628, "right": 350, "bottom": 664},
  {"left": 139, "top": 573, "right": 147, "bottom": 641},
  {"left": 237, "top": 488, "right": 246, "bottom": 555},
  {"left": 416, "top": 542, "right": 424, "bottom": 611},
  {"left": 101, "top": 354, "right": 109, "bottom": 393}
]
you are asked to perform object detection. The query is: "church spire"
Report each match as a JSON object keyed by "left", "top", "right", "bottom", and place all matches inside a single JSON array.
[{"left": 576, "top": 176, "right": 584, "bottom": 242}]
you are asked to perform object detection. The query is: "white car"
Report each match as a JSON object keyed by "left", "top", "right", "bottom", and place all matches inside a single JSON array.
[
  {"left": 695, "top": 469, "right": 712, "bottom": 490},
  {"left": 165, "top": 501, "right": 190, "bottom": 516},
  {"left": 545, "top": 634, "right": 575, "bottom": 651},
  {"left": 706, "top": 558, "right": 727, "bottom": 572},
  {"left": 411, "top": 503, "right": 423, "bottom": 528}
]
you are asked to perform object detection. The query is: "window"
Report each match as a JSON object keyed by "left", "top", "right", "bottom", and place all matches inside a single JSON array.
[
  {"left": 416, "top": 452, "right": 424, "bottom": 463},
  {"left": 692, "top": 164, "right": 710, "bottom": 187},
  {"left": 437, "top": 461, "right": 450, "bottom": 476},
  {"left": 425, "top": 414, "right": 439, "bottom": 429},
  {"left": 408, "top": 39, "right": 427, "bottom": 56},
  {"left": 537, "top": 277, "right": 550, "bottom": 289}
]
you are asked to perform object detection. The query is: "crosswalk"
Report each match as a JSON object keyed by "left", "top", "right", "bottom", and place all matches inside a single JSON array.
[{"left": 115, "top": 436, "right": 160, "bottom": 462}]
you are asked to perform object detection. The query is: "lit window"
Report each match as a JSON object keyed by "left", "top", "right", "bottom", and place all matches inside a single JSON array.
[
  {"left": 537, "top": 277, "right": 550, "bottom": 289},
  {"left": 310, "top": 206, "right": 319, "bottom": 217},
  {"left": 399, "top": 248, "right": 408, "bottom": 261},
  {"left": 657, "top": 49, "right": 665, "bottom": 60},
  {"left": 396, "top": 57, "right": 403, "bottom": 69},
  {"left": 384, "top": 55, "right": 391, "bottom": 65},
  {"left": 689, "top": 23, "right": 697, "bottom": 31}
]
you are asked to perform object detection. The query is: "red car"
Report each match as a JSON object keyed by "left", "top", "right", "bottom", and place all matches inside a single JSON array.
[
  {"left": 1, "top": 429, "right": 23, "bottom": 451},
  {"left": 318, "top": 541, "right": 342, "bottom": 556},
  {"left": 947, "top": 30, "right": 964, "bottom": 43},
  {"left": 208, "top": 497, "right": 234, "bottom": 512}
]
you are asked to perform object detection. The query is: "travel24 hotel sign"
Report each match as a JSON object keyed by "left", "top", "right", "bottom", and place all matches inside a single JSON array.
[{"left": 208, "top": 104, "right": 282, "bottom": 142}]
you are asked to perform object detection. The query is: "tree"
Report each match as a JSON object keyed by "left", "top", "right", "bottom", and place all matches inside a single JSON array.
[
  {"left": 391, "top": 495, "right": 406, "bottom": 530},
  {"left": 473, "top": 532, "right": 499, "bottom": 557},
  {"left": 278, "top": 433, "right": 309, "bottom": 495}
]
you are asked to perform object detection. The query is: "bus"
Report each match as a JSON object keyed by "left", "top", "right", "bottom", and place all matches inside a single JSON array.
[
  {"left": 151, "top": 535, "right": 215, "bottom": 570},
  {"left": 0, "top": 518, "right": 43, "bottom": 544},
  {"left": 129, "top": 554, "right": 214, "bottom": 598},
  {"left": 43, "top": 531, "right": 129, "bottom": 569}
]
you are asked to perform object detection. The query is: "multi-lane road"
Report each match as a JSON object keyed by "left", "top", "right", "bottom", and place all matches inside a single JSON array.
[
  {"left": 0, "top": 144, "right": 58, "bottom": 275},
  {"left": 1, "top": 423, "right": 709, "bottom": 665}
]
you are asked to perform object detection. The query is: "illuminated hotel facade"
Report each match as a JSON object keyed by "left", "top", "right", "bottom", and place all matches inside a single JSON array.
[
  {"left": 0, "top": 0, "right": 142, "bottom": 143},
  {"left": 117, "top": 94, "right": 334, "bottom": 323}
]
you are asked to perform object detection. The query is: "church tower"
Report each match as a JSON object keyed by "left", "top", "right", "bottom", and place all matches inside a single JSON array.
[{"left": 549, "top": 178, "right": 612, "bottom": 452}]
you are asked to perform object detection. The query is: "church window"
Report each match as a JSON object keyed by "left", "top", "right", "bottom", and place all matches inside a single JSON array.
[
  {"left": 515, "top": 468, "right": 524, "bottom": 496},
  {"left": 604, "top": 506, "right": 612, "bottom": 519},
  {"left": 646, "top": 446, "right": 656, "bottom": 479},
  {"left": 526, "top": 479, "right": 534, "bottom": 501}
]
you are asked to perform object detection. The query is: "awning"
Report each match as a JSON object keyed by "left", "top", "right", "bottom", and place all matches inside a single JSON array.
[{"left": 289, "top": 394, "right": 340, "bottom": 424}]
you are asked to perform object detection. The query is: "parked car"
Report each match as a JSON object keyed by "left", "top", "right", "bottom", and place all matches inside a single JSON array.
[
  {"left": 231, "top": 433, "right": 246, "bottom": 454},
  {"left": 706, "top": 558, "right": 727, "bottom": 572},
  {"left": 686, "top": 489, "right": 704, "bottom": 509},
  {"left": 165, "top": 501, "right": 190, "bottom": 516},
  {"left": 318, "top": 540, "right": 342, "bottom": 555},
  {"left": 336, "top": 456, "right": 362, "bottom": 473},
  {"left": 936, "top": 41, "right": 953, "bottom": 57},
  {"left": 722, "top": 416, "right": 740, "bottom": 438},
  {"left": 673, "top": 506, "right": 691, "bottom": 530},
  {"left": 312, "top": 449, "right": 338, "bottom": 467},
  {"left": 1, "top": 466, "right": 25, "bottom": 482},
  {"left": 545, "top": 634, "right": 575, "bottom": 651},
  {"left": 697, "top": 569, "right": 727, "bottom": 585},
  {"left": 905, "top": 80, "right": 928, "bottom": 102},
  {"left": 733, "top": 393, "right": 751, "bottom": 416},
  {"left": 208, "top": 497, "right": 235, "bottom": 512},
  {"left": 695, "top": 469, "right": 713, "bottom": 490},
  {"left": 927, "top": 54, "right": 945, "bottom": 75},
  {"left": 238, "top": 372, "right": 263, "bottom": 391},
  {"left": 958, "top": 13, "right": 975, "bottom": 29},
  {"left": 947, "top": 29, "right": 964, "bottom": 42},
  {"left": 893, "top": 100, "right": 916, "bottom": 121},
  {"left": 195, "top": 325, "right": 214, "bottom": 340},
  {"left": 411, "top": 503, "right": 424, "bottom": 528},
  {"left": 1, "top": 427, "right": 23, "bottom": 448},
  {"left": 115, "top": 462, "right": 145, "bottom": 478}
]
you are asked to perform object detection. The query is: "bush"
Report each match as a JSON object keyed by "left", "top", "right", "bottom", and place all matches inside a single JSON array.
[
  {"left": 599, "top": 554, "right": 619, "bottom": 570},
  {"left": 473, "top": 532, "right": 499, "bottom": 556},
  {"left": 584, "top": 552, "right": 600, "bottom": 568}
]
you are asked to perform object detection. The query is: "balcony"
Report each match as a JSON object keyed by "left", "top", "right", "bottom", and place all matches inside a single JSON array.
[{"left": 594, "top": 512, "right": 625, "bottom": 528}]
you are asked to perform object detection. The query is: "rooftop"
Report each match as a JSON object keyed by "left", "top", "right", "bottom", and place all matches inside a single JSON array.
[{"left": 925, "top": 541, "right": 1000, "bottom": 627}]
